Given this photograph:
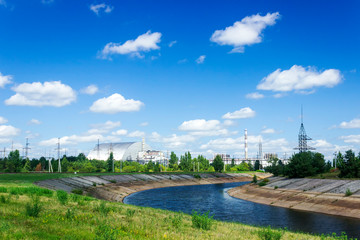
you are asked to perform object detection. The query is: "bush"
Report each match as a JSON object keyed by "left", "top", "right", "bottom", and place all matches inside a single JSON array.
[
  {"left": 252, "top": 175, "right": 258, "bottom": 183},
  {"left": 193, "top": 174, "right": 201, "bottom": 179},
  {"left": 258, "top": 181, "right": 267, "bottom": 187},
  {"left": 263, "top": 178, "right": 270, "bottom": 183},
  {"left": 25, "top": 196, "right": 42, "bottom": 218},
  {"left": 258, "top": 226, "right": 283, "bottom": 240},
  {"left": 109, "top": 180, "right": 116, "bottom": 183},
  {"left": 274, "top": 186, "right": 278, "bottom": 190},
  {"left": 0, "top": 187, "right": 7, "bottom": 193},
  {"left": 93, "top": 182, "right": 97, "bottom": 187},
  {"left": 191, "top": 211, "right": 213, "bottom": 230},
  {"left": 345, "top": 188, "right": 353, "bottom": 197},
  {"left": 71, "top": 189, "right": 83, "bottom": 195},
  {"left": 56, "top": 190, "right": 68, "bottom": 205}
]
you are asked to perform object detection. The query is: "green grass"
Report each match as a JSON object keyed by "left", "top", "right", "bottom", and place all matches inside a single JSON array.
[{"left": 0, "top": 172, "right": 351, "bottom": 240}]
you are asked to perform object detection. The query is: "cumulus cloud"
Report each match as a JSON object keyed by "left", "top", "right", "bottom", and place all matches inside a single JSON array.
[
  {"left": 210, "top": 12, "right": 280, "bottom": 53},
  {"left": 222, "top": 107, "right": 255, "bottom": 119},
  {"left": 340, "top": 135, "right": 360, "bottom": 144},
  {"left": 179, "top": 119, "right": 221, "bottom": 131},
  {"left": 261, "top": 128, "right": 275, "bottom": 134},
  {"left": 29, "top": 119, "right": 41, "bottom": 125},
  {"left": 90, "top": 3, "right": 113, "bottom": 15},
  {"left": 88, "top": 121, "right": 121, "bottom": 134},
  {"left": 0, "top": 72, "right": 12, "bottom": 88},
  {"left": 111, "top": 129, "right": 128, "bottom": 136},
  {"left": 39, "top": 134, "right": 119, "bottom": 147},
  {"left": 257, "top": 65, "right": 342, "bottom": 92},
  {"left": 0, "top": 125, "right": 20, "bottom": 137},
  {"left": 90, "top": 93, "right": 144, "bottom": 114},
  {"left": 0, "top": 117, "right": 8, "bottom": 124},
  {"left": 5, "top": 81, "right": 76, "bottom": 107},
  {"left": 339, "top": 118, "right": 360, "bottom": 129},
  {"left": 246, "top": 92, "right": 264, "bottom": 99},
  {"left": 128, "top": 130, "right": 145, "bottom": 138},
  {"left": 196, "top": 55, "right": 206, "bottom": 64},
  {"left": 81, "top": 85, "right": 98, "bottom": 95},
  {"left": 100, "top": 31, "right": 161, "bottom": 59}
]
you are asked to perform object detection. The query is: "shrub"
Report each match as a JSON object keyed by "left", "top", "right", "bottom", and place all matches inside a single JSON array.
[
  {"left": 263, "top": 178, "right": 270, "bottom": 183},
  {"left": 56, "top": 190, "right": 68, "bottom": 205},
  {"left": 0, "top": 187, "right": 7, "bottom": 193},
  {"left": 71, "top": 189, "right": 83, "bottom": 195},
  {"left": 25, "top": 196, "right": 42, "bottom": 218},
  {"left": 93, "top": 182, "right": 97, "bottom": 187},
  {"left": 274, "top": 186, "right": 278, "bottom": 190},
  {"left": 345, "top": 188, "right": 353, "bottom": 197},
  {"left": 258, "top": 226, "right": 283, "bottom": 240},
  {"left": 252, "top": 175, "right": 258, "bottom": 183},
  {"left": 109, "top": 180, "right": 116, "bottom": 183},
  {"left": 258, "top": 181, "right": 267, "bottom": 187},
  {"left": 191, "top": 211, "right": 213, "bottom": 230},
  {"left": 193, "top": 174, "right": 201, "bottom": 179}
]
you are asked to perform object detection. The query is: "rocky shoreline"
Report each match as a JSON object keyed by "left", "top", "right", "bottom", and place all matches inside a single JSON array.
[{"left": 228, "top": 177, "right": 360, "bottom": 219}]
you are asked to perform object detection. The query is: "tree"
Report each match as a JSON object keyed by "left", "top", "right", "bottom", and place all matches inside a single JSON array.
[
  {"left": 22, "top": 158, "right": 31, "bottom": 172},
  {"left": 107, "top": 152, "right": 114, "bottom": 172},
  {"left": 285, "top": 152, "right": 316, "bottom": 178},
  {"left": 169, "top": 152, "right": 178, "bottom": 169},
  {"left": 212, "top": 155, "right": 224, "bottom": 172},
  {"left": 7, "top": 150, "right": 22, "bottom": 172},
  {"left": 61, "top": 156, "right": 69, "bottom": 172},
  {"left": 179, "top": 152, "right": 192, "bottom": 171},
  {"left": 338, "top": 150, "right": 360, "bottom": 178},
  {"left": 312, "top": 152, "right": 325, "bottom": 174},
  {"left": 254, "top": 160, "right": 260, "bottom": 171},
  {"left": 231, "top": 158, "right": 235, "bottom": 168}
]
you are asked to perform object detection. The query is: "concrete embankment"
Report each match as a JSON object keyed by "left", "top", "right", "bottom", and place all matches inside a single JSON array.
[
  {"left": 228, "top": 177, "right": 360, "bottom": 219},
  {"left": 35, "top": 172, "right": 271, "bottom": 202}
]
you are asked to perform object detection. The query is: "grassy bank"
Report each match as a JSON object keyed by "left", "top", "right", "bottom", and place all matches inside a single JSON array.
[{"left": 0, "top": 173, "right": 351, "bottom": 240}]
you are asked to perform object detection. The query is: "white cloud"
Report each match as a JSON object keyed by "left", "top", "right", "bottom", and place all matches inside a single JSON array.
[
  {"left": 90, "top": 3, "right": 113, "bottom": 15},
  {"left": 39, "top": 134, "right": 119, "bottom": 147},
  {"left": 128, "top": 130, "right": 145, "bottom": 138},
  {"left": 168, "top": 41, "right": 177, "bottom": 47},
  {"left": 257, "top": 65, "right": 343, "bottom": 92},
  {"left": 0, "top": 125, "right": 20, "bottom": 137},
  {"left": 261, "top": 128, "right": 275, "bottom": 134},
  {"left": 0, "top": 72, "right": 12, "bottom": 88},
  {"left": 140, "top": 122, "right": 148, "bottom": 127},
  {"left": 339, "top": 118, "right": 360, "bottom": 129},
  {"left": 340, "top": 135, "right": 360, "bottom": 144},
  {"left": 29, "top": 119, "right": 41, "bottom": 125},
  {"left": 222, "top": 107, "right": 255, "bottom": 119},
  {"left": 273, "top": 93, "right": 287, "bottom": 98},
  {"left": 246, "top": 92, "right": 264, "bottom": 99},
  {"left": 88, "top": 121, "right": 121, "bottom": 134},
  {"left": 210, "top": 12, "right": 280, "bottom": 53},
  {"left": 311, "top": 139, "right": 333, "bottom": 148},
  {"left": 0, "top": 117, "right": 8, "bottom": 124},
  {"left": 111, "top": 129, "right": 128, "bottom": 136},
  {"left": 223, "top": 120, "right": 236, "bottom": 126},
  {"left": 100, "top": 31, "right": 161, "bottom": 59},
  {"left": 5, "top": 81, "right": 76, "bottom": 107},
  {"left": 81, "top": 85, "right": 98, "bottom": 95},
  {"left": 179, "top": 119, "right": 221, "bottom": 131},
  {"left": 196, "top": 55, "right": 206, "bottom": 64},
  {"left": 90, "top": 93, "right": 144, "bottom": 114}
]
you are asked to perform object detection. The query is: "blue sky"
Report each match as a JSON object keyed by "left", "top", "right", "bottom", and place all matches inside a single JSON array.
[{"left": 0, "top": 0, "right": 359, "bottom": 160}]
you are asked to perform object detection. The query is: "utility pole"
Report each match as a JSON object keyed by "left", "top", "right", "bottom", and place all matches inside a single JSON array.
[{"left": 23, "top": 138, "right": 31, "bottom": 159}]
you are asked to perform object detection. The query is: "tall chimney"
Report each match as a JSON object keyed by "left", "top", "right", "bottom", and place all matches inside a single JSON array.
[{"left": 245, "top": 129, "right": 248, "bottom": 160}]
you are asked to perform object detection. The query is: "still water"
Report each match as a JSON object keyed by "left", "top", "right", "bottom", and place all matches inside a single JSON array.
[{"left": 124, "top": 182, "right": 360, "bottom": 238}]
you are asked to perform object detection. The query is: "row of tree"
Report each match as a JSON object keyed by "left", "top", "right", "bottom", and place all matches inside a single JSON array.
[{"left": 265, "top": 150, "right": 360, "bottom": 178}]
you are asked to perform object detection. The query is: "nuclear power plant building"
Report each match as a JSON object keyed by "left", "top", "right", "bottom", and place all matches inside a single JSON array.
[{"left": 87, "top": 142, "right": 152, "bottom": 161}]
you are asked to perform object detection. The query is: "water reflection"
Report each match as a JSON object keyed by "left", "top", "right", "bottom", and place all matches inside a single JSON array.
[{"left": 124, "top": 182, "right": 360, "bottom": 238}]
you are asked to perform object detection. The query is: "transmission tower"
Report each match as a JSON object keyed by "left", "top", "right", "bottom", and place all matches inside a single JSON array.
[
  {"left": 0, "top": 147, "right": 5, "bottom": 159},
  {"left": 294, "top": 106, "right": 315, "bottom": 153},
  {"left": 23, "top": 138, "right": 31, "bottom": 159},
  {"left": 56, "top": 138, "right": 62, "bottom": 172}
]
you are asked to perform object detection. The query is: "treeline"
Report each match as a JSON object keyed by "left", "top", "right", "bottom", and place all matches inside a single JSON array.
[{"left": 265, "top": 150, "right": 360, "bottom": 178}]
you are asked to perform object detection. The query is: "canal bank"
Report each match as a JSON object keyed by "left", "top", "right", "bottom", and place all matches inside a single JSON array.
[
  {"left": 35, "top": 172, "right": 271, "bottom": 202},
  {"left": 228, "top": 177, "right": 360, "bottom": 219}
]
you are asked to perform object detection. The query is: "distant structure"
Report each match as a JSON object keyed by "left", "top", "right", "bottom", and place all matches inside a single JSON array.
[
  {"left": 294, "top": 106, "right": 315, "bottom": 153},
  {"left": 87, "top": 139, "right": 167, "bottom": 164}
]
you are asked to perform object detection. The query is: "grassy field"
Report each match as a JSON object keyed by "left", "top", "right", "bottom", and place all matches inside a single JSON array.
[{"left": 0, "top": 173, "right": 352, "bottom": 240}]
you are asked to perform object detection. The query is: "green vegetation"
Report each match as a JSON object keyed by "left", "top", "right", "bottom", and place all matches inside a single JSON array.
[
  {"left": 191, "top": 211, "right": 213, "bottom": 230},
  {"left": 258, "top": 226, "right": 283, "bottom": 240},
  {"left": 345, "top": 188, "right": 353, "bottom": 197},
  {"left": 212, "top": 155, "right": 224, "bottom": 172},
  {"left": 252, "top": 175, "right": 258, "bottom": 183},
  {"left": 0, "top": 173, "right": 354, "bottom": 239}
]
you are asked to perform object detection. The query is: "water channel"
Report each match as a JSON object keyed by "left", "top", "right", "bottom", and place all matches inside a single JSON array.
[{"left": 124, "top": 182, "right": 360, "bottom": 238}]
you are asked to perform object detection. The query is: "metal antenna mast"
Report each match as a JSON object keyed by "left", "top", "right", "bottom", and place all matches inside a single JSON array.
[
  {"left": 294, "top": 106, "right": 315, "bottom": 152},
  {"left": 23, "top": 138, "right": 31, "bottom": 159},
  {"left": 57, "top": 138, "right": 61, "bottom": 172}
]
